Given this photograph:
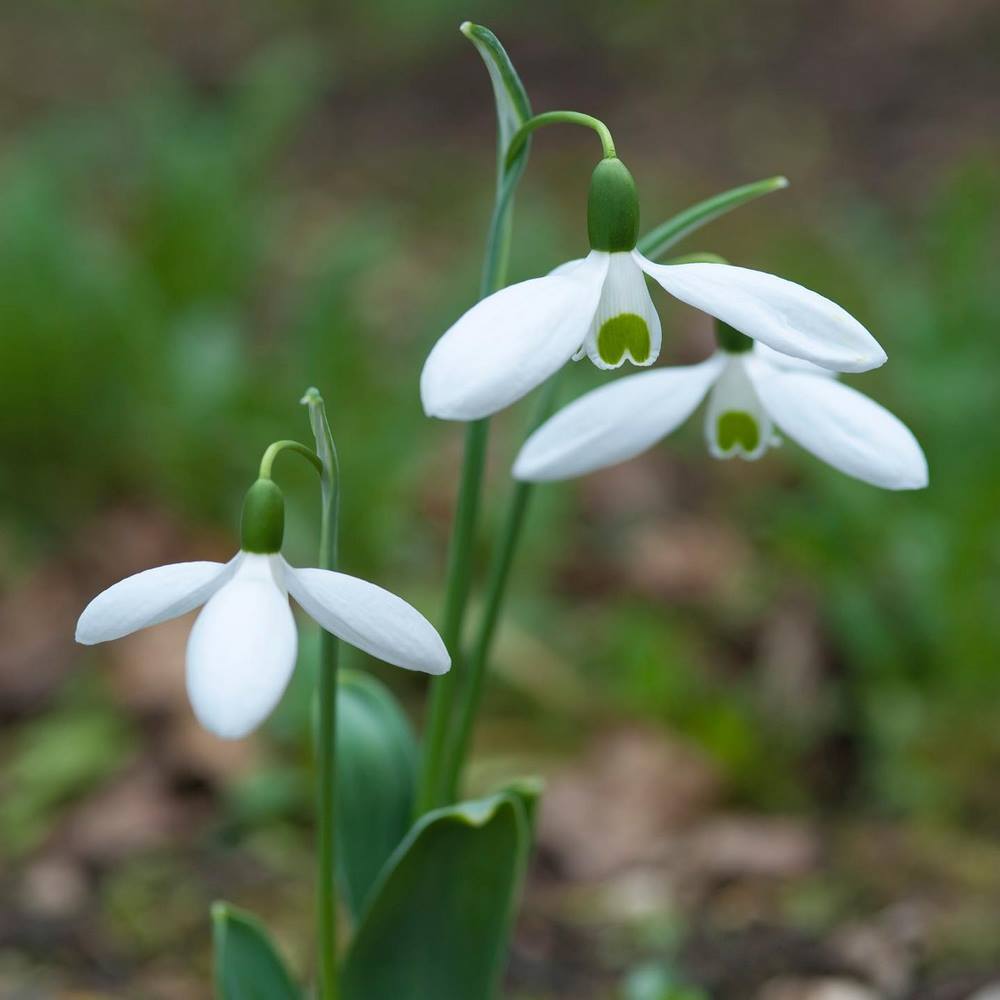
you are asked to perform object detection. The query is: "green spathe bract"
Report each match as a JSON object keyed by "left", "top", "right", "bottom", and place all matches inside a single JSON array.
[
  {"left": 598, "top": 312, "right": 652, "bottom": 366},
  {"left": 717, "top": 410, "right": 760, "bottom": 453},
  {"left": 240, "top": 478, "right": 285, "bottom": 553},
  {"left": 588, "top": 157, "right": 640, "bottom": 252}
]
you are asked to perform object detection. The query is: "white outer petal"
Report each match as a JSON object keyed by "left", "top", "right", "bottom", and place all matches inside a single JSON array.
[
  {"left": 549, "top": 257, "right": 587, "bottom": 277},
  {"left": 513, "top": 354, "right": 726, "bottom": 482},
  {"left": 748, "top": 363, "right": 928, "bottom": 490},
  {"left": 636, "top": 252, "right": 886, "bottom": 373},
  {"left": 420, "top": 252, "right": 609, "bottom": 420},
  {"left": 76, "top": 557, "right": 236, "bottom": 644},
  {"left": 285, "top": 560, "right": 450, "bottom": 675},
  {"left": 186, "top": 554, "right": 298, "bottom": 739},
  {"left": 752, "top": 341, "right": 836, "bottom": 378}
]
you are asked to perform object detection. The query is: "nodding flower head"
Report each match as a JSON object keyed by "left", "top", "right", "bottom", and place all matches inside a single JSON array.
[
  {"left": 513, "top": 336, "right": 926, "bottom": 492},
  {"left": 76, "top": 480, "right": 450, "bottom": 740},
  {"left": 420, "top": 157, "right": 886, "bottom": 422}
]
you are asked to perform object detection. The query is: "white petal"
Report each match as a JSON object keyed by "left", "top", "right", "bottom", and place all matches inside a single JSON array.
[
  {"left": 285, "top": 561, "right": 450, "bottom": 675},
  {"left": 582, "top": 252, "right": 661, "bottom": 370},
  {"left": 76, "top": 558, "right": 235, "bottom": 644},
  {"left": 549, "top": 257, "right": 587, "bottom": 277},
  {"left": 420, "top": 252, "right": 609, "bottom": 420},
  {"left": 186, "top": 554, "right": 297, "bottom": 739},
  {"left": 513, "top": 354, "right": 725, "bottom": 482},
  {"left": 752, "top": 341, "right": 836, "bottom": 378},
  {"left": 636, "top": 253, "right": 886, "bottom": 373},
  {"left": 704, "top": 356, "right": 774, "bottom": 461},
  {"left": 748, "top": 365, "right": 928, "bottom": 489}
]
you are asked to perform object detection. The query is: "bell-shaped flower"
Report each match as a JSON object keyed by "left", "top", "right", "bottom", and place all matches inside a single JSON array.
[
  {"left": 512, "top": 331, "right": 927, "bottom": 490},
  {"left": 76, "top": 479, "right": 450, "bottom": 739},
  {"left": 420, "top": 158, "right": 887, "bottom": 421}
]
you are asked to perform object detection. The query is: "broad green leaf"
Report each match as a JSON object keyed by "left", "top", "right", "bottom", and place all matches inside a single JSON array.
[
  {"left": 336, "top": 668, "right": 417, "bottom": 917},
  {"left": 341, "top": 790, "right": 533, "bottom": 1000},
  {"left": 499, "top": 775, "right": 544, "bottom": 832},
  {"left": 637, "top": 175, "right": 789, "bottom": 260},
  {"left": 211, "top": 902, "right": 300, "bottom": 1000},
  {"left": 460, "top": 22, "right": 532, "bottom": 180}
]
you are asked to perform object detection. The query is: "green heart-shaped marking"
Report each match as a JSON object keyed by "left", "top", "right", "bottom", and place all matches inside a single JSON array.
[
  {"left": 597, "top": 313, "right": 651, "bottom": 366},
  {"left": 717, "top": 411, "right": 760, "bottom": 453}
]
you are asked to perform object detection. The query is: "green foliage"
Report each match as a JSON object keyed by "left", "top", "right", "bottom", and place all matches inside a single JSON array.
[
  {"left": 623, "top": 964, "right": 709, "bottom": 1000},
  {"left": 212, "top": 902, "right": 300, "bottom": 1000},
  {"left": 0, "top": 682, "right": 132, "bottom": 859},
  {"left": 341, "top": 789, "right": 536, "bottom": 1000},
  {"left": 637, "top": 175, "right": 789, "bottom": 259},
  {"left": 336, "top": 669, "right": 418, "bottom": 917}
]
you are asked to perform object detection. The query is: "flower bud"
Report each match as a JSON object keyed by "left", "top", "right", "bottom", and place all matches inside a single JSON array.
[
  {"left": 587, "top": 157, "right": 640, "bottom": 253},
  {"left": 240, "top": 478, "right": 285, "bottom": 553}
]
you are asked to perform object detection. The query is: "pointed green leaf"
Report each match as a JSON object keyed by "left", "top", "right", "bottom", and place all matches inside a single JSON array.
[
  {"left": 336, "top": 669, "right": 417, "bottom": 917},
  {"left": 341, "top": 792, "right": 530, "bottom": 1000},
  {"left": 460, "top": 22, "right": 533, "bottom": 180},
  {"left": 211, "top": 902, "right": 300, "bottom": 1000},
  {"left": 637, "top": 175, "right": 789, "bottom": 260},
  {"left": 662, "top": 251, "right": 730, "bottom": 266}
]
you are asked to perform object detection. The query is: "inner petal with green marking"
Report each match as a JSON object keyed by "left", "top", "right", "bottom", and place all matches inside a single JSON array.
[
  {"left": 716, "top": 410, "right": 761, "bottom": 454},
  {"left": 597, "top": 313, "right": 651, "bottom": 366}
]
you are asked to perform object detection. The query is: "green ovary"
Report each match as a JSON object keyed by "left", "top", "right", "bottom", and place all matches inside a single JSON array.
[
  {"left": 596, "top": 313, "right": 651, "bottom": 366},
  {"left": 717, "top": 411, "right": 760, "bottom": 453}
]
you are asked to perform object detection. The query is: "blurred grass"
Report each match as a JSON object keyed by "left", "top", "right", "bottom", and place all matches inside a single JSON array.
[
  {"left": 1, "top": 2, "right": 1000, "bottom": 993},
  {"left": 1, "top": 6, "right": 999, "bottom": 823}
]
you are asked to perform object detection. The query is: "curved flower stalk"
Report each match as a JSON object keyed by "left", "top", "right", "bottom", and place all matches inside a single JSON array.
[
  {"left": 76, "top": 477, "right": 450, "bottom": 740},
  {"left": 513, "top": 333, "right": 927, "bottom": 490},
  {"left": 420, "top": 157, "right": 888, "bottom": 422}
]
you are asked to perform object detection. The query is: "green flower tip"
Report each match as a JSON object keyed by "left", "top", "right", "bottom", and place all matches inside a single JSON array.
[
  {"left": 241, "top": 478, "right": 285, "bottom": 554},
  {"left": 588, "top": 157, "right": 640, "bottom": 253},
  {"left": 715, "top": 320, "right": 753, "bottom": 354},
  {"left": 598, "top": 313, "right": 651, "bottom": 365},
  {"left": 718, "top": 411, "right": 760, "bottom": 453}
]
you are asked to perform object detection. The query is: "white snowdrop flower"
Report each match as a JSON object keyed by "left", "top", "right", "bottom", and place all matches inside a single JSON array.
[
  {"left": 420, "top": 158, "right": 887, "bottom": 421},
  {"left": 76, "top": 479, "right": 450, "bottom": 739},
  {"left": 513, "top": 329, "right": 927, "bottom": 491}
]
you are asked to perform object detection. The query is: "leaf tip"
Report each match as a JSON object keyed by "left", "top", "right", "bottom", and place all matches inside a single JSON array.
[
  {"left": 773, "top": 175, "right": 791, "bottom": 189},
  {"left": 211, "top": 901, "right": 230, "bottom": 924}
]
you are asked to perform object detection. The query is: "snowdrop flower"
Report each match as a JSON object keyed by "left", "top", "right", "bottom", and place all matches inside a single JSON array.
[
  {"left": 420, "top": 158, "right": 887, "bottom": 421},
  {"left": 513, "top": 326, "right": 927, "bottom": 490},
  {"left": 76, "top": 479, "right": 450, "bottom": 739}
]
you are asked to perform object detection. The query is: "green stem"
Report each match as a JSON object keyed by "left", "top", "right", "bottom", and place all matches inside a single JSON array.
[
  {"left": 506, "top": 111, "right": 616, "bottom": 169},
  {"left": 440, "top": 376, "right": 563, "bottom": 801},
  {"left": 416, "top": 418, "right": 490, "bottom": 814},
  {"left": 414, "top": 129, "right": 530, "bottom": 816},
  {"left": 258, "top": 439, "right": 324, "bottom": 480},
  {"left": 416, "top": 105, "right": 614, "bottom": 812},
  {"left": 301, "top": 389, "right": 341, "bottom": 1000}
]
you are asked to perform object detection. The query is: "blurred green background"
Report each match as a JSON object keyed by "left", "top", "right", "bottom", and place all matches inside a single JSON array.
[{"left": 1, "top": 1, "right": 999, "bottom": 997}]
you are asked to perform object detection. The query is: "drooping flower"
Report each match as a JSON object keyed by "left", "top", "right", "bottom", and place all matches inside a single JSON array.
[
  {"left": 420, "top": 158, "right": 887, "bottom": 421},
  {"left": 76, "top": 479, "right": 450, "bottom": 739},
  {"left": 512, "top": 331, "right": 927, "bottom": 490}
]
